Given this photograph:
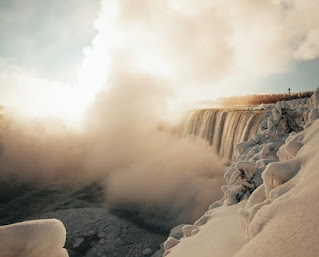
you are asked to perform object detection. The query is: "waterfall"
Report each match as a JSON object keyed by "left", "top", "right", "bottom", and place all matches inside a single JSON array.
[{"left": 179, "top": 109, "right": 264, "bottom": 160}]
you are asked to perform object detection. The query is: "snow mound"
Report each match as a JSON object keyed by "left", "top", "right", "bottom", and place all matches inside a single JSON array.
[
  {"left": 163, "top": 202, "right": 247, "bottom": 257},
  {"left": 0, "top": 219, "right": 68, "bottom": 257},
  {"left": 236, "top": 119, "right": 319, "bottom": 257}
]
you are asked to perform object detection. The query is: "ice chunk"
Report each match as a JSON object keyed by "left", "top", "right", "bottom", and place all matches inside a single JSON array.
[
  {"left": 182, "top": 225, "right": 198, "bottom": 237},
  {"left": 169, "top": 224, "right": 186, "bottom": 240},
  {"left": 235, "top": 162, "right": 256, "bottom": 180},
  {"left": 194, "top": 215, "right": 209, "bottom": 226},
  {"left": 262, "top": 160, "right": 300, "bottom": 197},
  {"left": 245, "top": 185, "right": 266, "bottom": 209},
  {"left": 236, "top": 139, "right": 256, "bottom": 155},
  {"left": 277, "top": 140, "right": 303, "bottom": 161},
  {"left": 163, "top": 237, "right": 180, "bottom": 251},
  {"left": 0, "top": 219, "right": 68, "bottom": 257},
  {"left": 308, "top": 107, "right": 319, "bottom": 121},
  {"left": 307, "top": 85, "right": 319, "bottom": 108}
]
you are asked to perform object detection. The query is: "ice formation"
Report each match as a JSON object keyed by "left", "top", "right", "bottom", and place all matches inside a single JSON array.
[
  {"left": 164, "top": 86, "right": 319, "bottom": 257},
  {"left": 0, "top": 219, "right": 68, "bottom": 257}
]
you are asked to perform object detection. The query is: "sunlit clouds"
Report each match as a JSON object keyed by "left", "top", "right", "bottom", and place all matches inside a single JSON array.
[{"left": 0, "top": 0, "right": 319, "bottom": 126}]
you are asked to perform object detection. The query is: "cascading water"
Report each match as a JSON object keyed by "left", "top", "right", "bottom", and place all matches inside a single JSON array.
[{"left": 179, "top": 109, "right": 264, "bottom": 161}]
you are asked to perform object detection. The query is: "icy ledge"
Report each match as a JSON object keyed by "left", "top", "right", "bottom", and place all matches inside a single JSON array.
[
  {"left": 164, "top": 86, "right": 319, "bottom": 257},
  {"left": 0, "top": 219, "right": 68, "bottom": 257}
]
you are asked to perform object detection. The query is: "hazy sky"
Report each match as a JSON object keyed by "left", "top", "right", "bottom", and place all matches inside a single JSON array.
[
  {"left": 0, "top": 0, "right": 100, "bottom": 82},
  {"left": 1, "top": 0, "right": 319, "bottom": 123}
]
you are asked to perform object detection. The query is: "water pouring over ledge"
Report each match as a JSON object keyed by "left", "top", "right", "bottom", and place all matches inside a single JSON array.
[{"left": 178, "top": 108, "right": 265, "bottom": 162}]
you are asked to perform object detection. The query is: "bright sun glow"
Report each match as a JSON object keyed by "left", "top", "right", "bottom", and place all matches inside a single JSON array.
[{"left": 4, "top": 0, "right": 122, "bottom": 128}]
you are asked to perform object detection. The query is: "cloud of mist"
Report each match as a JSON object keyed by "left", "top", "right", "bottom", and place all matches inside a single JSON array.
[
  {"left": 0, "top": 70, "right": 225, "bottom": 224},
  {"left": 84, "top": 71, "right": 225, "bottom": 223},
  {"left": 0, "top": 115, "right": 87, "bottom": 183},
  {"left": 79, "top": 0, "right": 319, "bottom": 100}
]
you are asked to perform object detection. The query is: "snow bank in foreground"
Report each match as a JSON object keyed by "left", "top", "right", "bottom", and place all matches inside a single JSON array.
[
  {"left": 165, "top": 87, "right": 319, "bottom": 257},
  {"left": 0, "top": 219, "right": 68, "bottom": 257},
  {"left": 164, "top": 201, "right": 246, "bottom": 257},
  {"left": 236, "top": 119, "right": 319, "bottom": 257}
]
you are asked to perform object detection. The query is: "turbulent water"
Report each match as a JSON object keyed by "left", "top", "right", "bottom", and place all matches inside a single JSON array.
[{"left": 179, "top": 109, "right": 264, "bottom": 160}]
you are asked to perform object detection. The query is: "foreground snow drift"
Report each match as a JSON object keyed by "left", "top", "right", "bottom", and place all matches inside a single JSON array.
[
  {"left": 236, "top": 120, "right": 319, "bottom": 257},
  {"left": 164, "top": 202, "right": 246, "bottom": 257},
  {"left": 165, "top": 87, "right": 319, "bottom": 257},
  {"left": 0, "top": 219, "right": 68, "bottom": 257}
]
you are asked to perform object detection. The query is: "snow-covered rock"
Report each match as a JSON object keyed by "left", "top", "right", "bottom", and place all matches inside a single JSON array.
[
  {"left": 163, "top": 237, "right": 180, "bottom": 251},
  {"left": 236, "top": 118, "right": 319, "bottom": 257},
  {"left": 0, "top": 219, "right": 68, "bottom": 257},
  {"left": 166, "top": 86, "right": 319, "bottom": 257},
  {"left": 163, "top": 202, "right": 247, "bottom": 257}
]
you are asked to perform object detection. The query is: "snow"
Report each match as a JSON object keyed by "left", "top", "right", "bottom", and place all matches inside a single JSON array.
[
  {"left": 236, "top": 122, "right": 319, "bottom": 257},
  {"left": 0, "top": 219, "right": 68, "bottom": 257},
  {"left": 169, "top": 224, "right": 186, "bottom": 240},
  {"left": 163, "top": 202, "right": 247, "bottom": 257},
  {"left": 165, "top": 86, "right": 319, "bottom": 257}
]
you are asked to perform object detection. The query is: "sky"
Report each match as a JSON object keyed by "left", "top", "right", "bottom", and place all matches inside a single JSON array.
[
  {"left": 0, "top": 0, "right": 100, "bottom": 82},
  {"left": 1, "top": 0, "right": 319, "bottom": 125}
]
